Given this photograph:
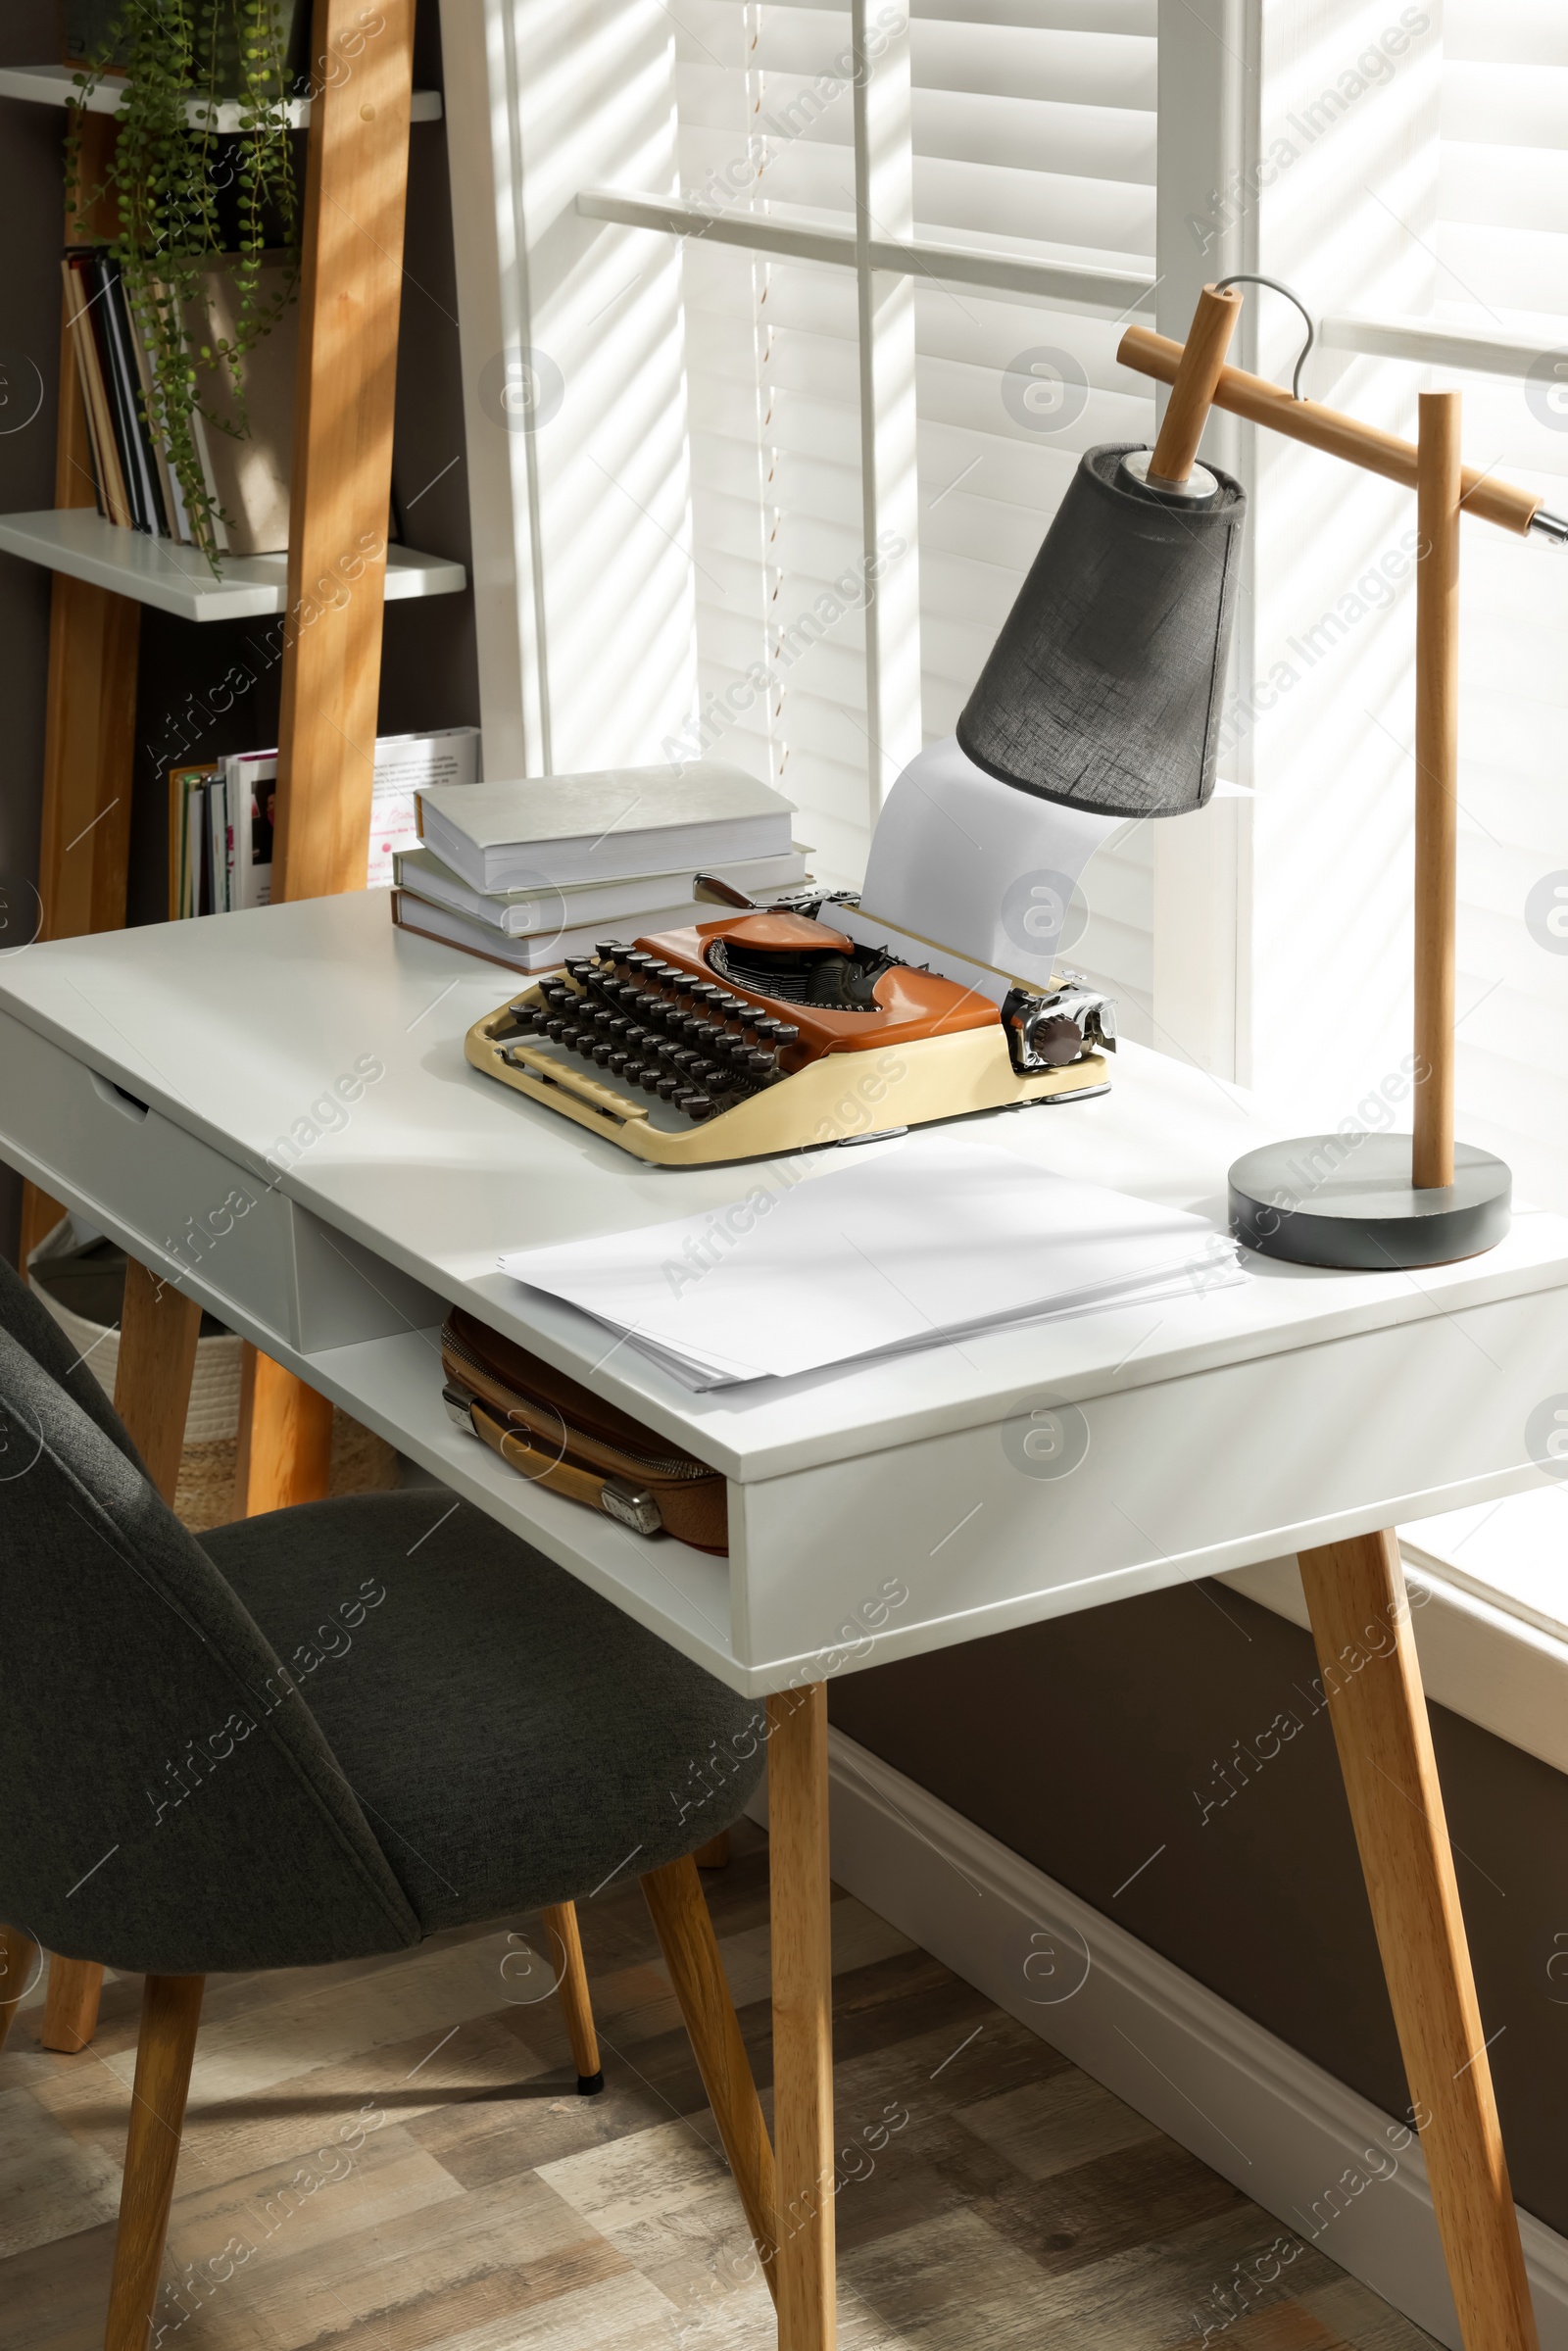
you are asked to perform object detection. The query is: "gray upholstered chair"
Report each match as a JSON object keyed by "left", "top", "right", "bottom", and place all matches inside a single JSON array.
[{"left": 0, "top": 1253, "right": 774, "bottom": 2351}]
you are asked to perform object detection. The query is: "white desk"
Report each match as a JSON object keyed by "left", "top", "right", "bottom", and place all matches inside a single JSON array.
[{"left": 0, "top": 891, "right": 1557, "bottom": 2351}]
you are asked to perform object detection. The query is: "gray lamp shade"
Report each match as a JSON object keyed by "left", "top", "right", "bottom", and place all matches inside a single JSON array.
[{"left": 956, "top": 443, "right": 1247, "bottom": 818}]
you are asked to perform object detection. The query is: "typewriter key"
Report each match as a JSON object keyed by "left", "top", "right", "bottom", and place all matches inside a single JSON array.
[
  {"left": 656, "top": 1075, "right": 680, "bottom": 1101},
  {"left": 686, "top": 1096, "right": 714, "bottom": 1121}
]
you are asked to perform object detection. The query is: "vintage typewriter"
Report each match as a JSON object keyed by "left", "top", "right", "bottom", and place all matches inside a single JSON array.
[{"left": 465, "top": 885, "right": 1115, "bottom": 1168}]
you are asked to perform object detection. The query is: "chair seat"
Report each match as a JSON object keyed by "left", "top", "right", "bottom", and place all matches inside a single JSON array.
[{"left": 203, "top": 1492, "right": 762, "bottom": 1934}]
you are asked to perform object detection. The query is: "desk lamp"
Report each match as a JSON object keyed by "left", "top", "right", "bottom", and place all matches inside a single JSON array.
[{"left": 958, "top": 283, "right": 1566, "bottom": 1269}]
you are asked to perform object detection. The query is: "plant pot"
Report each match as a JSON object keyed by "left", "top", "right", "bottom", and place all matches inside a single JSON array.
[{"left": 63, "top": 0, "right": 312, "bottom": 98}]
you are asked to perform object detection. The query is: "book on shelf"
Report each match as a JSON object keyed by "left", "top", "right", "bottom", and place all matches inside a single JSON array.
[
  {"left": 391, "top": 842, "right": 812, "bottom": 937},
  {"left": 93, "top": 254, "right": 168, "bottom": 536},
  {"left": 62, "top": 254, "right": 131, "bottom": 528},
  {"left": 390, "top": 887, "right": 747, "bottom": 974},
  {"left": 366, "top": 728, "right": 481, "bottom": 886},
  {"left": 167, "top": 764, "right": 217, "bottom": 919},
  {"left": 172, "top": 727, "right": 481, "bottom": 918},
  {"left": 416, "top": 762, "right": 795, "bottom": 893},
  {"left": 62, "top": 247, "right": 300, "bottom": 553}
]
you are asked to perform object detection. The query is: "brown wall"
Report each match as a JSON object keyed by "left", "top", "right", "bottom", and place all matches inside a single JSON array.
[{"left": 829, "top": 1578, "right": 1568, "bottom": 2237}]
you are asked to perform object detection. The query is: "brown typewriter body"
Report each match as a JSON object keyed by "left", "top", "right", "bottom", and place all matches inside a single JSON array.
[{"left": 464, "top": 906, "right": 1113, "bottom": 1167}]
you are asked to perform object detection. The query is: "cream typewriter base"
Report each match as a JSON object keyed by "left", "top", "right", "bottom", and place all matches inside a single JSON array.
[{"left": 466, "top": 991, "right": 1109, "bottom": 1166}]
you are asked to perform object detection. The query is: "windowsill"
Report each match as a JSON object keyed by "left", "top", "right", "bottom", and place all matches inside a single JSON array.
[{"left": 1219, "top": 1486, "right": 1568, "bottom": 1781}]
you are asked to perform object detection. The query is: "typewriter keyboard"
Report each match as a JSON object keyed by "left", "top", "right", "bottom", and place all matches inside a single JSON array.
[{"left": 502, "top": 942, "right": 801, "bottom": 1125}]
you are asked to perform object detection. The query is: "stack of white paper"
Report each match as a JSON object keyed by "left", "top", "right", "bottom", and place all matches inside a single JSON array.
[{"left": 499, "top": 1134, "right": 1246, "bottom": 1390}]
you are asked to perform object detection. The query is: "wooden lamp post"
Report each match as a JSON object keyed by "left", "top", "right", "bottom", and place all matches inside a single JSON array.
[{"left": 1118, "top": 288, "right": 1557, "bottom": 1267}]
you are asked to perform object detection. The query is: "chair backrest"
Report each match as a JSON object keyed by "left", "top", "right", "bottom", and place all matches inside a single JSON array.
[{"left": 0, "top": 1253, "right": 418, "bottom": 1974}]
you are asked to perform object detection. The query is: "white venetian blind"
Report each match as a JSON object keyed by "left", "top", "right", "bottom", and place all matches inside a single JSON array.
[
  {"left": 1437, "top": 0, "right": 1568, "bottom": 1208},
  {"left": 669, "top": 0, "right": 1159, "bottom": 1033},
  {"left": 907, "top": 0, "right": 1157, "bottom": 1030}
]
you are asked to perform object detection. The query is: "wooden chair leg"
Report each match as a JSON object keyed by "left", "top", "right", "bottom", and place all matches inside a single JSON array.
[
  {"left": 542, "top": 1901, "right": 604, "bottom": 2093},
  {"left": 767, "top": 1683, "right": 836, "bottom": 2351},
  {"left": 0, "top": 1926, "right": 40, "bottom": 2054},
  {"left": 115, "top": 1258, "right": 202, "bottom": 1507},
  {"left": 1298, "top": 1531, "right": 1539, "bottom": 2351},
  {"left": 105, "top": 1974, "right": 205, "bottom": 2351},
  {"left": 42, "top": 1954, "right": 104, "bottom": 2053},
  {"left": 643, "top": 1852, "right": 777, "bottom": 2300}
]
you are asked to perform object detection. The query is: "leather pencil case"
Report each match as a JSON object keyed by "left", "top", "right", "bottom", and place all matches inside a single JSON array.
[{"left": 439, "top": 1305, "right": 728, "bottom": 1553}]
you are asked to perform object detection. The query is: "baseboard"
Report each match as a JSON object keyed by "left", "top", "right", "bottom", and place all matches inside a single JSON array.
[{"left": 750, "top": 1728, "right": 1568, "bottom": 2349}]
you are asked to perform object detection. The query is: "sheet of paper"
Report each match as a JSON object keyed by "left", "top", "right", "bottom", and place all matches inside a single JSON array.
[
  {"left": 859, "top": 735, "right": 1129, "bottom": 990},
  {"left": 500, "top": 1132, "right": 1244, "bottom": 1389}
]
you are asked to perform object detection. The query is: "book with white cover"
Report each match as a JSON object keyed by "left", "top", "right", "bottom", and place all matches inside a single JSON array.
[
  {"left": 393, "top": 843, "right": 811, "bottom": 936},
  {"left": 391, "top": 888, "right": 737, "bottom": 974},
  {"left": 416, "top": 762, "right": 795, "bottom": 893}
]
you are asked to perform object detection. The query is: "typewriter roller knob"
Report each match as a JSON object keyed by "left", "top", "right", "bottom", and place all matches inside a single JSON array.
[{"left": 1028, "top": 1013, "right": 1084, "bottom": 1065}]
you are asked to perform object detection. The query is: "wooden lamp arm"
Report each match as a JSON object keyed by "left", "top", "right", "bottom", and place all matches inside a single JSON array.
[
  {"left": 1119, "top": 322, "right": 1542, "bottom": 535},
  {"left": 1146, "top": 284, "right": 1244, "bottom": 486}
]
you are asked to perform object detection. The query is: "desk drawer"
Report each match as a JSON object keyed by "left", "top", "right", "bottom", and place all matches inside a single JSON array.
[{"left": 0, "top": 1009, "right": 444, "bottom": 1352}]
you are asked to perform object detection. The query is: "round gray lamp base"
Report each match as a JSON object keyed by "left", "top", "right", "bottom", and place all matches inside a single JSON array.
[{"left": 1228, "top": 1135, "right": 1512, "bottom": 1270}]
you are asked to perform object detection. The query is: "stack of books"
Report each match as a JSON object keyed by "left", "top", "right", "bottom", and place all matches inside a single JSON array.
[
  {"left": 391, "top": 762, "right": 808, "bottom": 972},
  {"left": 170, "top": 725, "right": 480, "bottom": 917},
  {"left": 64, "top": 247, "right": 297, "bottom": 554}
]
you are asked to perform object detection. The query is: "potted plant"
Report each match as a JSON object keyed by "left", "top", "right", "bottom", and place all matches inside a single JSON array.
[{"left": 68, "top": 1, "right": 306, "bottom": 565}]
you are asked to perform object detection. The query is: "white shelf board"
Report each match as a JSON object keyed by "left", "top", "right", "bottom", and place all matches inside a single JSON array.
[
  {"left": 0, "top": 509, "right": 466, "bottom": 621},
  {"left": 0, "top": 62, "right": 442, "bottom": 128}
]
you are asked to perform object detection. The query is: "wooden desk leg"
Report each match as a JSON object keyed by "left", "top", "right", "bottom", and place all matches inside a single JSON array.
[
  {"left": 1298, "top": 1531, "right": 1539, "bottom": 2351},
  {"left": 116, "top": 1258, "right": 202, "bottom": 1505},
  {"left": 43, "top": 1257, "right": 205, "bottom": 2056},
  {"left": 767, "top": 1684, "right": 836, "bottom": 2351},
  {"left": 235, "top": 1346, "right": 334, "bottom": 1515}
]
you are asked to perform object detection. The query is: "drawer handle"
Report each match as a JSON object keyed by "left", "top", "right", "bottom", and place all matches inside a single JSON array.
[{"left": 89, "top": 1071, "right": 150, "bottom": 1122}]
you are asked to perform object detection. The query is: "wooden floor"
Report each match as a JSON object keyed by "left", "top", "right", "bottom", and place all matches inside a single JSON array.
[{"left": 2, "top": 1821, "right": 1438, "bottom": 2351}]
